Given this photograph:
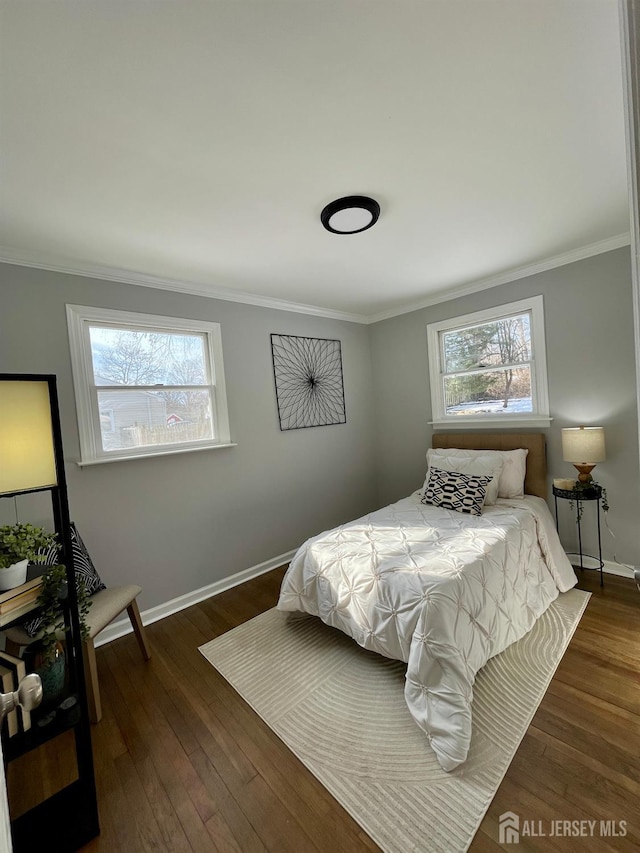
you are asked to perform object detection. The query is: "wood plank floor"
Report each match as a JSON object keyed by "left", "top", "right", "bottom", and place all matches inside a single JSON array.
[{"left": 26, "top": 568, "right": 640, "bottom": 851}]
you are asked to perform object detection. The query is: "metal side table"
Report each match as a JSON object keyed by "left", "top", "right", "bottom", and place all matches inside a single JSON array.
[{"left": 553, "top": 483, "right": 604, "bottom": 587}]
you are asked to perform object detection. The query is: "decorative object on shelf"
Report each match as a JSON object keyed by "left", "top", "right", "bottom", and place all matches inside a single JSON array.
[
  {"left": 0, "top": 523, "right": 58, "bottom": 591},
  {"left": 25, "top": 563, "right": 90, "bottom": 667},
  {"left": 569, "top": 479, "right": 609, "bottom": 517},
  {"left": 23, "top": 638, "right": 65, "bottom": 710},
  {"left": 0, "top": 374, "right": 99, "bottom": 851},
  {"left": 0, "top": 674, "right": 42, "bottom": 734},
  {"left": 561, "top": 425, "right": 606, "bottom": 483},
  {"left": 553, "top": 477, "right": 576, "bottom": 491},
  {"left": 271, "top": 334, "right": 346, "bottom": 430},
  {"left": 0, "top": 560, "right": 28, "bottom": 591},
  {"left": 320, "top": 195, "right": 380, "bottom": 234},
  {"left": 22, "top": 523, "right": 99, "bottom": 638}
]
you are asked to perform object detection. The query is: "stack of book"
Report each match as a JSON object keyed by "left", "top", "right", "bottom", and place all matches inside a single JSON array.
[
  {"left": 0, "top": 650, "right": 32, "bottom": 737},
  {"left": 0, "top": 568, "right": 44, "bottom": 738},
  {"left": 0, "top": 567, "right": 44, "bottom": 628}
]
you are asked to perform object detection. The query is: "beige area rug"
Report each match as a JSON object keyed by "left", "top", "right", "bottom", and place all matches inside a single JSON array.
[{"left": 199, "top": 589, "right": 590, "bottom": 853}]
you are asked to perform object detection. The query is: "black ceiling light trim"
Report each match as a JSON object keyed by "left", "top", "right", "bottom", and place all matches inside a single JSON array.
[{"left": 320, "top": 195, "right": 380, "bottom": 234}]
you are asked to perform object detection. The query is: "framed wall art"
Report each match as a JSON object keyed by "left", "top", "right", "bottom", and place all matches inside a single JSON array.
[{"left": 270, "top": 334, "right": 346, "bottom": 430}]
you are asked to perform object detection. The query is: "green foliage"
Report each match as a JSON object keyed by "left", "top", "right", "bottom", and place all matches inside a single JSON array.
[
  {"left": 568, "top": 480, "right": 609, "bottom": 522},
  {"left": 34, "top": 563, "right": 91, "bottom": 666},
  {"left": 0, "top": 523, "right": 57, "bottom": 569}
]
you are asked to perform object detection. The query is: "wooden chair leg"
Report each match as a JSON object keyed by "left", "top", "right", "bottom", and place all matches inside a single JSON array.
[
  {"left": 82, "top": 638, "right": 101, "bottom": 724},
  {"left": 127, "top": 599, "right": 151, "bottom": 661}
]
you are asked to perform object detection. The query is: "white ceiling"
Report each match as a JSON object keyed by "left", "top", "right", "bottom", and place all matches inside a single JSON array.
[{"left": 0, "top": 0, "right": 630, "bottom": 321}]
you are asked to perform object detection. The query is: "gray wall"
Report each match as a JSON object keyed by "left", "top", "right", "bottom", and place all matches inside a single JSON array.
[
  {"left": 370, "top": 247, "right": 640, "bottom": 565},
  {"left": 0, "top": 263, "right": 377, "bottom": 609},
  {"left": 1, "top": 246, "right": 638, "bottom": 611}
]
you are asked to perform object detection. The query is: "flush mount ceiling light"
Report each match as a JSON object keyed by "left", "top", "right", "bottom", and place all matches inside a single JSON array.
[{"left": 320, "top": 196, "right": 380, "bottom": 234}]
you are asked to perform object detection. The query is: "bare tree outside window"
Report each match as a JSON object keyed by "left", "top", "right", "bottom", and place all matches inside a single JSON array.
[
  {"left": 89, "top": 327, "right": 213, "bottom": 451},
  {"left": 442, "top": 313, "right": 532, "bottom": 416}
]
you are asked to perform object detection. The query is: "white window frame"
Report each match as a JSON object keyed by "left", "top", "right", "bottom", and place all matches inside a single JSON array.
[
  {"left": 67, "top": 305, "right": 234, "bottom": 465},
  {"left": 426, "top": 295, "right": 551, "bottom": 428}
]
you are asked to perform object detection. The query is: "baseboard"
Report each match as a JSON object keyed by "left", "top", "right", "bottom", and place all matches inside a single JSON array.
[
  {"left": 95, "top": 549, "right": 296, "bottom": 648},
  {"left": 566, "top": 553, "right": 635, "bottom": 579},
  {"left": 602, "top": 559, "right": 635, "bottom": 579}
]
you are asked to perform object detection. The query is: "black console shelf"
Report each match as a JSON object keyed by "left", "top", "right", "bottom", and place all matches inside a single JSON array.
[{"left": 0, "top": 374, "right": 99, "bottom": 852}]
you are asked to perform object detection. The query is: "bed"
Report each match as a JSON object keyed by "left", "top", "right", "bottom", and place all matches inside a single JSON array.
[{"left": 277, "top": 433, "right": 577, "bottom": 771}]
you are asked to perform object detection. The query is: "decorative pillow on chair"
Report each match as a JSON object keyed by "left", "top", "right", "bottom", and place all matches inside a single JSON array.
[
  {"left": 23, "top": 523, "right": 106, "bottom": 637},
  {"left": 70, "top": 524, "right": 106, "bottom": 597},
  {"left": 421, "top": 467, "right": 493, "bottom": 516}
]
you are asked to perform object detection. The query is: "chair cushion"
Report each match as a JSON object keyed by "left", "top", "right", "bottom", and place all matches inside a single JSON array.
[
  {"left": 5, "top": 584, "right": 142, "bottom": 644},
  {"left": 86, "top": 585, "right": 142, "bottom": 637}
]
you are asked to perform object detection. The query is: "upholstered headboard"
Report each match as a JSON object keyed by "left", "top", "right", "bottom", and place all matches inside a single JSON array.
[{"left": 431, "top": 433, "right": 547, "bottom": 499}]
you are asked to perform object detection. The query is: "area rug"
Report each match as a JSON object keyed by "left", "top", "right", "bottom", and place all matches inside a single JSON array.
[{"left": 199, "top": 588, "right": 590, "bottom": 853}]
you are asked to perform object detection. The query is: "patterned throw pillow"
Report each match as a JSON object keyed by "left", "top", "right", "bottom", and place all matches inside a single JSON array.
[
  {"left": 421, "top": 466, "right": 492, "bottom": 516},
  {"left": 23, "top": 523, "right": 106, "bottom": 637},
  {"left": 69, "top": 524, "right": 106, "bottom": 597}
]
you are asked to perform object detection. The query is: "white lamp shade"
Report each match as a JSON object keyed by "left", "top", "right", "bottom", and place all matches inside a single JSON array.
[
  {"left": 0, "top": 380, "right": 57, "bottom": 494},
  {"left": 561, "top": 426, "right": 606, "bottom": 464}
]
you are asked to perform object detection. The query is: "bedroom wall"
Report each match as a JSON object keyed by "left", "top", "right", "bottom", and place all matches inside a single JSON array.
[
  {"left": 369, "top": 247, "right": 640, "bottom": 567},
  {"left": 0, "top": 262, "right": 377, "bottom": 610}
]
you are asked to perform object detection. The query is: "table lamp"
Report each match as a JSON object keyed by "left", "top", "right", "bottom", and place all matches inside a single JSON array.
[{"left": 561, "top": 426, "right": 606, "bottom": 483}]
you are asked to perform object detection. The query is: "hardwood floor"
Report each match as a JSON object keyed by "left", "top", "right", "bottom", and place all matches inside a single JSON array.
[{"left": 24, "top": 568, "right": 640, "bottom": 851}]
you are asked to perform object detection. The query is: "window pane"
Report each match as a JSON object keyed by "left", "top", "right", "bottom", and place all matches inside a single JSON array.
[
  {"left": 443, "top": 367, "right": 532, "bottom": 416},
  {"left": 97, "top": 389, "right": 214, "bottom": 451},
  {"left": 89, "top": 328, "right": 208, "bottom": 387},
  {"left": 443, "top": 314, "right": 531, "bottom": 373}
]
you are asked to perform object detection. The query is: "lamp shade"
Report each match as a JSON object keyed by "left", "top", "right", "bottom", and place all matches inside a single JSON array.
[
  {"left": 0, "top": 380, "right": 57, "bottom": 495},
  {"left": 561, "top": 426, "right": 606, "bottom": 464}
]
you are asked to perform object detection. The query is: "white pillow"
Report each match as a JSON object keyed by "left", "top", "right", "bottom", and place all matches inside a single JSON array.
[
  {"left": 424, "top": 450, "right": 503, "bottom": 505},
  {"left": 428, "top": 447, "right": 529, "bottom": 499}
]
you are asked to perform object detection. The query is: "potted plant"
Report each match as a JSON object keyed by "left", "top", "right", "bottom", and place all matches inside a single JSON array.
[
  {"left": 24, "top": 564, "right": 91, "bottom": 708},
  {"left": 0, "top": 523, "right": 58, "bottom": 590}
]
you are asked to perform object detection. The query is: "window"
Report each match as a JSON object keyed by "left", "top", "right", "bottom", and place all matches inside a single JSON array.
[
  {"left": 67, "top": 305, "right": 232, "bottom": 464},
  {"left": 426, "top": 296, "right": 550, "bottom": 427}
]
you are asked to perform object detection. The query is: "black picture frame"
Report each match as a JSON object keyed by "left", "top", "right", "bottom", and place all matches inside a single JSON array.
[{"left": 270, "top": 334, "right": 346, "bottom": 430}]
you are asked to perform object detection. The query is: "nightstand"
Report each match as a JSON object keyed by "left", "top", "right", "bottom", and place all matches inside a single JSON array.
[{"left": 553, "top": 483, "right": 604, "bottom": 587}]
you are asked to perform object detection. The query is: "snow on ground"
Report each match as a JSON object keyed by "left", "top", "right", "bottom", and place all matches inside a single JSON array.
[{"left": 446, "top": 397, "right": 533, "bottom": 415}]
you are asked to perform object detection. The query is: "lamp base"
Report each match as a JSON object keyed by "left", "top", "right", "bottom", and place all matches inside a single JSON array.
[{"left": 573, "top": 463, "right": 595, "bottom": 483}]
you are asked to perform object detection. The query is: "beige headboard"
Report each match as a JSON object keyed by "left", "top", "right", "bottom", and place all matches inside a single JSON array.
[{"left": 431, "top": 433, "right": 547, "bottom": 499}]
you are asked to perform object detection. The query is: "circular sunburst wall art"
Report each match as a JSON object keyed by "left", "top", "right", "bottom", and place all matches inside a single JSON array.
[{"left": 270, "top": 334, "right": 346, "bottom": 430}]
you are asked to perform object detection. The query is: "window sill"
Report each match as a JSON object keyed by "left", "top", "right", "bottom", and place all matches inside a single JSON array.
[
  {"left": 429, "top": 416, "right": 552, "bottom": 429},
  {"left": 76, "top": 442, "right": 238, "bottom": 467}
]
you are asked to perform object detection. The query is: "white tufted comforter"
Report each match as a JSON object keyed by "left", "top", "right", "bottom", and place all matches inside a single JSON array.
[{"left": 277, "top": 493, "right": 576, "bottom": 771}]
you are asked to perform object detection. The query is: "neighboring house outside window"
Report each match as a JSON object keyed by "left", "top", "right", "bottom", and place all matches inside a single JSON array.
[
  {"left": 67, "top": 305, "right": 233, "bottom": 464},
  {"left": 426, "top": 296, "right": 551, "bottom": 428}
]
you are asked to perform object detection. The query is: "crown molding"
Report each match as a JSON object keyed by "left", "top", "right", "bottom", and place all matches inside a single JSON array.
[
  {"left": 0, "top": 232, "right": 631, "bottom": 327},
  {"left": 366, "top": 233, "right": 632, "bottom": 324},
  {"left": 0, "top": 247, "right": 370, "bottom": 325}
]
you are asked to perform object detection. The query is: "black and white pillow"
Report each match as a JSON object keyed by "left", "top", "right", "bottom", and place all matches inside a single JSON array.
[
  {"left": 23, "top": 523, "right": 106, "bottom": 637},
  {"left": 421, "top": 466, "right": 492, "bottom": 516},
  {"left": 69, "top": 524, "right": 106, "bottom": 597}
]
